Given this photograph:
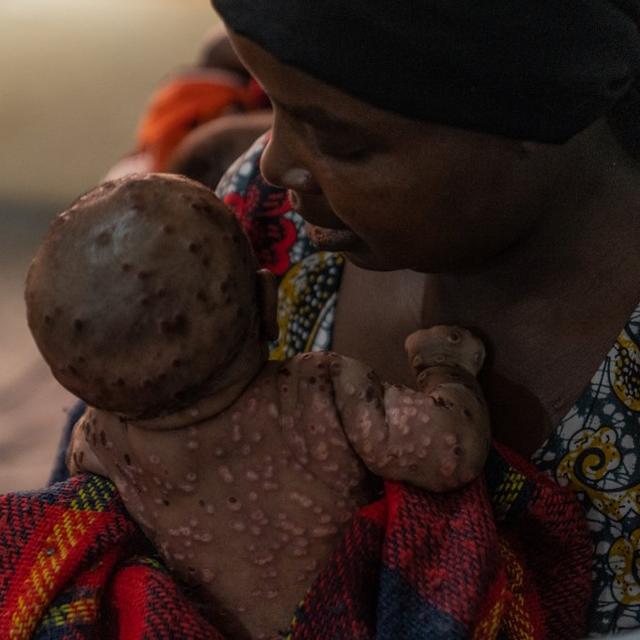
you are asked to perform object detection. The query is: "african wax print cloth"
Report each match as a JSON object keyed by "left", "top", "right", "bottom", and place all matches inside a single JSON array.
[
  {"left": 216, "top": 134, "right": 640, "bottom": 635},
  {"left": 532, "top": 309, "right": 640, "bottom": 634}
]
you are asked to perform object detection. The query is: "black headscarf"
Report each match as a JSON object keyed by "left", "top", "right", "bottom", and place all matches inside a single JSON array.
[{"left": 213, "top": 0, "right": 640, "bottom": 143}]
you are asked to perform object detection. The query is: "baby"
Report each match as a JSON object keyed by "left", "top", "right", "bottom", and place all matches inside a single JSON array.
[{"left": 25, "top": 174, "right": 491, "bottom": 640}]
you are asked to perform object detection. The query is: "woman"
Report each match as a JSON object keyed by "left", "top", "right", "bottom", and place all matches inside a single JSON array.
[
  {"left": 29, "top": 0, "right": 639, "bottom": 635},
  {"left": 208, "top": 0, "right": 640, "bottom": 634}
]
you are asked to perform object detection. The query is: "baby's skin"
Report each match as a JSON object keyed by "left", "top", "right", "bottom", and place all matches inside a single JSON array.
[{"left": 26, "top": 174, "right": 490, "bottom": 640}]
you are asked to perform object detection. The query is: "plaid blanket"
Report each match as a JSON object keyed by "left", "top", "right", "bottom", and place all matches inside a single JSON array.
[{"left": 0, "top": 443, "right": 591, "bottom": 639}]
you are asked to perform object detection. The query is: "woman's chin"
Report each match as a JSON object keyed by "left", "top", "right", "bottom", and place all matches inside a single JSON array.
[
  {"left": 342, "top": 247, "right": 465, "bottom": 274},
  {"left": 304, "top": 223, "right": 465, "bottom": 273}
]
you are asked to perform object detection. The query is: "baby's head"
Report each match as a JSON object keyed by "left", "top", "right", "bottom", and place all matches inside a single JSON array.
[{"left": 26, "top": 173, "right": 275, "bottom": 419}]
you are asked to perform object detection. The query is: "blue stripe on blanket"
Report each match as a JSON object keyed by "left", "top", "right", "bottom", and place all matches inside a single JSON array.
[{"left": 377, "top": 566, "right": 468, "bottom": 640}]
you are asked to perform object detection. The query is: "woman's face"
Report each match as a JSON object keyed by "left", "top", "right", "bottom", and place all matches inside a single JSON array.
[{"left": 228, "top": 33, "right": 561, "bottom": 273}]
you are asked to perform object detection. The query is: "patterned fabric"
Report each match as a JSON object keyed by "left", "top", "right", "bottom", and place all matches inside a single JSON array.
[
  {"left": 533, "top": 306, "right": 640, "bottom": 634},
  {"left": 0, "top": 453, "right": 591, "bottom": 639},
  {"left": 0, "top": 474, "right": 222, "bottom": 639},
  {"left": 216, "top": 136, "right": 345, "bottom": 357},
  {"left": 285, "top": 444, "right": 592, "bottom": 640}
]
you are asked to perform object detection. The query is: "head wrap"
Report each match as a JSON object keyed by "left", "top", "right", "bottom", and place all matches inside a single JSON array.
[{"left": 213, "top": 0, "right": 640, "bottom": 143}]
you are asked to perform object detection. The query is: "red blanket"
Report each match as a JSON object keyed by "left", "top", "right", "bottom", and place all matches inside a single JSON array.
[{"left": 0, "top": 443, "right": 592, "bottom": 639}]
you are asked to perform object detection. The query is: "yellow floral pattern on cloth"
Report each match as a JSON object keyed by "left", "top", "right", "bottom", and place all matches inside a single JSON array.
[
  {"left": 609, "top": 529, "right": 640, "bottom": 606},
  {"left": 533, "top": 306, "right": 640, "bottom": 634}
]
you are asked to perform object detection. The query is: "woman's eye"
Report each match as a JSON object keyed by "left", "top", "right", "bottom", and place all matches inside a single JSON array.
[
  {"left": 317, "top": 141, "right": 370, "bottom": 161},
  {"left": 311, "top": 131, "right": 370, "bottom": 162}
]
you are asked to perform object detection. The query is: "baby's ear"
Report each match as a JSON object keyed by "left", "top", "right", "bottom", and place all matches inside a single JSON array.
[{"left": 256, "top": 269, "right": 278, "bottom": 342}]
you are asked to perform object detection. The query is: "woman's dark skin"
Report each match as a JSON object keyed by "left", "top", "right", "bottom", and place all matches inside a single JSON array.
[{"left": 227, "top": 32, "right": 640, "bottom": 458}]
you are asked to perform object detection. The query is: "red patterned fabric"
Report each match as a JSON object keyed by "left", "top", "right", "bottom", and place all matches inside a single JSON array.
[
  {"left": 0, "top": 444, "right": 592, "bottom": 639},
  {"left": 223, "top": 182, "right": 297, "bottom": 277}
]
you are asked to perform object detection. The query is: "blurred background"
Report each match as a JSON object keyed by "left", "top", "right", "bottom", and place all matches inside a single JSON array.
[{"left": 0, "top": 0, "right": 217, "bottom": 491}]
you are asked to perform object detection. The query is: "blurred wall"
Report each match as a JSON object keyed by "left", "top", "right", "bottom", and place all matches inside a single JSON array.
[
  {"left": 1, "top": 0, "right": 216, "bottom": 204},
  {"left": 0, "top": 0, "right": 218, "bottom": 491}
]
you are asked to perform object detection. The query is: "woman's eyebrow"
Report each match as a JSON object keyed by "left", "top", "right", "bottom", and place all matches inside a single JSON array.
[{"left": 275, "top": 99, "right": 369, "bottom": 135}]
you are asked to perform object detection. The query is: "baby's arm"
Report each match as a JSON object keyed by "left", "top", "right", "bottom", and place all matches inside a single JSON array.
[{"left": 331, "top": 327, "right": 490, "bottom": 492}]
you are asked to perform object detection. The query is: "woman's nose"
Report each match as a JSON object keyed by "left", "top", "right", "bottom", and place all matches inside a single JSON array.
[{"left": 260, "top": 120, "right": 319, "bottom": 194}]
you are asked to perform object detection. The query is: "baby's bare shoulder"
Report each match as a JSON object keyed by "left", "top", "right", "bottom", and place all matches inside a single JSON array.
[{"left": 272, "top": 353, "right": 370, "bottom": 493}]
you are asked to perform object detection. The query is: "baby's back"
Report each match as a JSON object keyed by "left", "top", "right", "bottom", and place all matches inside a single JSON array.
[{"left": 74, "top": 354, "right": 375, "bottom": 639}]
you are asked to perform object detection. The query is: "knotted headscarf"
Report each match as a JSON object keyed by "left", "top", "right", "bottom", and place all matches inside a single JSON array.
[{"left": 213, "top": 0, "right": 640, "bottom": 143}]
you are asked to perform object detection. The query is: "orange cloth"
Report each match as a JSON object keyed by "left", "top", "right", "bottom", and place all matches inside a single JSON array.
[{"left": 136, "top": 71, "right": 268, "bottom": 171}]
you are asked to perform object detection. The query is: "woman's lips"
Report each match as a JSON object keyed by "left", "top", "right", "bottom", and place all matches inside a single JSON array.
[
  {"left": 287, "top": 190, "right": 362, "bottom": 251},
  {"left": 304, "top": 222, "right": 362, "bottom": 251}
]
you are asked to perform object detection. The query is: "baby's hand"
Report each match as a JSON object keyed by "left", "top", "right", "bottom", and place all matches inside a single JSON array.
[
  {"left": 331, "top": 327, "right": 491, "bottom": 491},
  {"left": 405, "top": 326, "right": 485, "bottom": 383},
  {"left": 400, "top": 326, "right": 490, "bottom": 486}
]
